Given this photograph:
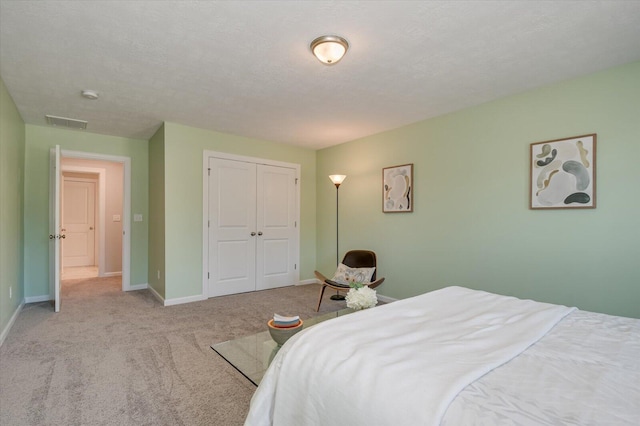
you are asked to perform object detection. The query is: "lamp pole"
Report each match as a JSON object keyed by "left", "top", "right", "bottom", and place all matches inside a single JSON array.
[
  {"left": 335, "top": 182, "right": 340, "bottom": 266},
  {"left": 328, "top": 175, "right": 346, "bottom": 301}
]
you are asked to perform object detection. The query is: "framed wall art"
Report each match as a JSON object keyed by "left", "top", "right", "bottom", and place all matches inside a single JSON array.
[
  {"left": 383, "top": 163, "right": 413, "bottom": 213},
  {"left": 530, "top": 134, "right": 596, "bottom": 209}
]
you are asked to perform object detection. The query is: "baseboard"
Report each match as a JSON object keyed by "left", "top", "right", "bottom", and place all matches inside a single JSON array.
[
  {"left": 127, "top": 283, "right": 148, "bottom": 291},
  {"left": 24, "top": 294, "right": 51, "bottom": 303},
  {"left": 147, "top": 285, "right": 206, "bottom": 307},
  {"left": 103, "top": 271, "right": 122, "bottom": 277},
  {"left": 164, "top": 294, "right": 207, "bottom": 307},
  {"left": 377, "top": 294, "right": 397, "bottom": 304},
  {"left": 297, "top": 278, "right": 321, "bottom": 286},
  {"left": 0, "top": 301, "right": 24, "bottom": 347},
  {"left": 147, "top": 285, "right": 165, "bottom": 305}
]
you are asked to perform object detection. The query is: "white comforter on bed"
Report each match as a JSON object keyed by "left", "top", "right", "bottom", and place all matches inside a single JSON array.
[
  {"left": 442, "top": 309, "right": 640, "bottom": 425},
  {"left": 245, "top": 286, "right": 575, "bottom": 426}
]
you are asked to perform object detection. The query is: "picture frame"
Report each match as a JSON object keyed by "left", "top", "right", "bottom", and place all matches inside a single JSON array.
[
  {"left": 530, "top": 134, "right": 596, "bottom": 209},
  {"left": 383, "top": 163, "right": 413, "bottom": 213}
]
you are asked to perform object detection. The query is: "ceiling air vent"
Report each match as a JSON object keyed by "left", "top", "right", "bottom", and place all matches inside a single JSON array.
[{"left": 45, "top": 114, "right": 88, "bottom": 130}]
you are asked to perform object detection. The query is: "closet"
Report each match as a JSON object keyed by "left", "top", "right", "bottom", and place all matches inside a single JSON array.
[{"left": 206, "top": 156, "right": 299, "bottom": 297}]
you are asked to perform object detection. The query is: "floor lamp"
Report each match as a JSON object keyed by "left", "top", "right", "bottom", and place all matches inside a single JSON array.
[{"left": 328, "top": 174, "right": 346, "bottom": 300}]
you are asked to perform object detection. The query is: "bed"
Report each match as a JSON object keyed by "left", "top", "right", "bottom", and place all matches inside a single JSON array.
[{"left": 245, "top": 286, "right": 639, "bottom": 425}]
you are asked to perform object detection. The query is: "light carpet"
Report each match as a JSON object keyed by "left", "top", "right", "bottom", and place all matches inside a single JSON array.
[{"left": 0, "top": 276, "right": 346, "bottom": 425}]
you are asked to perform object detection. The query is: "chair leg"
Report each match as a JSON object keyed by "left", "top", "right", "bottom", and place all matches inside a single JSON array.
[{"left": 316, "top": 285, "right": 327, "bottom": 312}]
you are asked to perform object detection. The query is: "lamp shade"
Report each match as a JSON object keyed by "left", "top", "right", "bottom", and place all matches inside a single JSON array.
[
  {"left": 329, "top": 174, "right": 347, "bottom": 186},
  {"left": 311, "top": 36, "right": 349, "bottom": 65}
]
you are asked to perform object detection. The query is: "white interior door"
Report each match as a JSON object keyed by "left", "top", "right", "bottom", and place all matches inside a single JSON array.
[
  {"left": 209, "top": 158, "right": 257, "bottom": 297},
  {"left": 256, "top": 164, "right": 297, "bottom": 290},
  {"left": 49, "top": 145, "right": 61, "bottom": 312},
  {"left": 62, "top": 179, "right": 96, "bottom": 267}
]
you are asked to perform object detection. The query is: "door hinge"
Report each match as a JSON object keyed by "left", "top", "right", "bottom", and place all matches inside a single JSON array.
[
  {"left": 208, "top": 272, "right": 210, "bottom": 279},
  {"left": 123, "top": 230, "right": 125, "bottom": 235},
  {"left": 294, "top": 264, "right": 297, "bottom": 270},
  {"left": 208, "top": 168, "right": 211, "bottom": 176},
  {"left": 295, "top": 178, "right": 298, "bottom": 185},
  {"left": 208, "top": 219, "right": 210, "bottom": 228},
  {"left": 295, "top": 221, "right": 297, "bottom": 227}
]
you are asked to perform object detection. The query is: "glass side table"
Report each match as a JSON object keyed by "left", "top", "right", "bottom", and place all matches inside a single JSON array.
[{"left": 211, "top": 308, "right": 353, "bottom": 385}]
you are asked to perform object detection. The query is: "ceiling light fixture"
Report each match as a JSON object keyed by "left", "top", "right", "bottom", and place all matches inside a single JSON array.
[
  {"left": 310, "top": 35, "right": 349, "bottom": 65},
  {"left": 81, "top": 89, "right": 99, "bottom": 100}
]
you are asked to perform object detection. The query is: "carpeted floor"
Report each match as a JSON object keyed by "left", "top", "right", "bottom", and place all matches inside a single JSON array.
[{"left": 0, "top": 277, "right": 346, "bottom": 425}]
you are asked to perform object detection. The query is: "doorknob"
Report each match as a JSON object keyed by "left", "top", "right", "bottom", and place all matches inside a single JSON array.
[
  {"left": 250, "top": 232, "right": 256, "bottom": 236},
  {"left": 258, "top": 231, "right": 263, "bottom": 236},
  {"left": 89, "top": 227, "right": 94, "bottom": 230},
  {"left": 49, "top": 234, "right": 55, "bottom": 240}
]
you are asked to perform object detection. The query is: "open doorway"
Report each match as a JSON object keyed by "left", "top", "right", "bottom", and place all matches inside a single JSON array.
[
  {"left": 49, "top": 148, "right": 132, "bottom": 312},
  {"left": 53, "top": 150, "right": 131, "bottom": 295},
  {"left": 60, "top": 157, "right": 125, "bottom": 284}
]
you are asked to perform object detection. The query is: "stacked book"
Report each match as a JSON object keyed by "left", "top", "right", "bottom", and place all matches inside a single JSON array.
[{"left": 272, "top": 314, "right": 301, "bottom": 328}]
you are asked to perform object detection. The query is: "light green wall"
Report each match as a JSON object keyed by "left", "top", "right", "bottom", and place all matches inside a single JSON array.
[
  {"left": 148, "top": 124, "right": 166, "bottom": 297},
  {"left": 23, "top": 125, "right": 149, "bottom": 298},
  {"left": 0, "top": 77, "right": 25, "bottom": 333},
  {"left": 162, "top": 122, "right": 316, "bottom": 300},
  {"left": 317, "top": 60, "right": 640, "bottom": 318}
]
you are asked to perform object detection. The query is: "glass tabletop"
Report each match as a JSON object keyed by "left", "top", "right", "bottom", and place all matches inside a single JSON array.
[{"left": 211, "top": 308, "right": 353, "bottom": 386}]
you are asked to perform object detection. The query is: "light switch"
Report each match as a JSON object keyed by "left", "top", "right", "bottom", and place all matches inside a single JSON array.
[
  {"left": 134, "top": 214, "right": 143, "bottom": 222},
  {"left": 113, "top": 214, "right": 121, "bottom": 222}
]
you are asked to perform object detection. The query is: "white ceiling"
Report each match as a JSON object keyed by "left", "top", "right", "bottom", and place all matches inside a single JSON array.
[{"left": 1, "top": 1, "right": 639, "bottom": 149}]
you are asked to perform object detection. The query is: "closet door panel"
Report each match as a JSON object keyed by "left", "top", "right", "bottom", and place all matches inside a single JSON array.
[
  {"left": 209, "top": 158, "right": 257, "bottom": 297},
  {"left": 256, "top": 164, "right": 297, "bottom": 290}
]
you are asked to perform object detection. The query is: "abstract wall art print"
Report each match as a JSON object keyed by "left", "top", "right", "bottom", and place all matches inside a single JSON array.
[
  {"left": 530, "top": 134, "right": 596, "bottom": 209},
  {"left": 383, "top": 163, "right": 413, "bottom": 212}
]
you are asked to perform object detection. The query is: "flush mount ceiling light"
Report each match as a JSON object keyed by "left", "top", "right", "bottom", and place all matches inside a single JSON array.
[
  {"left": 81, "top": 89, "right": 99, "bottom": 100},
  {"left": 310, "top": 35, "right": 349, "bottom": 65}
]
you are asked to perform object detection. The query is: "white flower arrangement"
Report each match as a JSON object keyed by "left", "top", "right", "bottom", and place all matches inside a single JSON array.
[{"left": 345, "top": 284, "right": 378, "bottom": 310}]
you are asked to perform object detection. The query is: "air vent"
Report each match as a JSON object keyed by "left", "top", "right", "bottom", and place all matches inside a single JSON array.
[{"left": 45, "top": 115, "right": 87, "bottom": 130}]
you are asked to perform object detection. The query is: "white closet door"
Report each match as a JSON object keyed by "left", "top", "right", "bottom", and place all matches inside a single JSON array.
[
  {"left": 209, "top": 158, "right": 257, "bottom": 297},
  {"left": 256, "top": 165, "right": 297, "bottom": 290}
]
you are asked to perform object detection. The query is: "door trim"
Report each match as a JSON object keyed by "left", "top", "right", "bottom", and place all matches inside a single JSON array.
[
  {"left": 202, "top": 150, "right": 301, "bottom": 299},
  {"left": 61, "top": 166, "right": 105, "bottom": 276},
  {"left": 60, "top": 150, "right": 132, "bottom": 291}
]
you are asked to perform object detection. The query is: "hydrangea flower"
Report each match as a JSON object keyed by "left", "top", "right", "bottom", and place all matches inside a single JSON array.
[{"left": 345, "top": 286, "right": 378, "bottom": 310}]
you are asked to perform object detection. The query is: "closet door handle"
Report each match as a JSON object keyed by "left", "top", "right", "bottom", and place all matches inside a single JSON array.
[
  {"left": 250, "top": 232, "right": 256, "bottom": 236},
  {"left": 257, "top": 231, "right": 263, "bottom": 236}
]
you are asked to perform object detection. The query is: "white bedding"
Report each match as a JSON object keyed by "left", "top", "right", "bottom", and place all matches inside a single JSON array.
[
  {"left": 245, "top": 286, "right": 578, "bottom": 426},
  {"left": 442, "top": 309, "right": 640, "bottom": 425}
]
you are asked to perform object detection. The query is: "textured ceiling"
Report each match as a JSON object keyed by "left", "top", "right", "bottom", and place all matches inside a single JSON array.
[{"left": 1, "top": 1, "right": 640, "bottom": 149}]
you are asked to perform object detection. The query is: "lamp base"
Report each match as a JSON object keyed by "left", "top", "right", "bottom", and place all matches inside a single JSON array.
[{"left": 330, "top": 293, "right": 346, "bottom": 301}]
